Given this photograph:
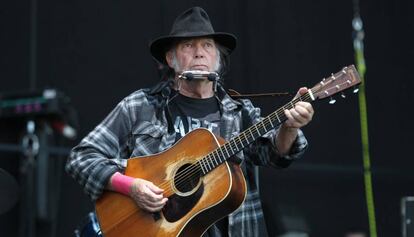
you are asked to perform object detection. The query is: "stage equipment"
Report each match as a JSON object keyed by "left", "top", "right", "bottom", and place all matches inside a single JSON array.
[
  {"left": 74, "top": 212, "right": 102, "bottom": 237},
  {"left": 0, "top": 88, "right": 77, "bottom": 139},
  {"left": 0, "top": 88, "right": 75, "bottom": 237},
  {"left": 352, "top": 0, "right": 377, "bottom": 236},
  {"left": 402, "top": 196, "right": 414, "bottom": 237},
  {"left": 1, "top": 88, "right": 67, "bottom": 118},
  {"left": 0, "top": 168, "right": 19, "bottom": 215}
]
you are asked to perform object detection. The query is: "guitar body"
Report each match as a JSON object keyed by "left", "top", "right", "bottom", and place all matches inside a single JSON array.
[{"left": 95, "top": 128, "right": 247, "bottom": 237}]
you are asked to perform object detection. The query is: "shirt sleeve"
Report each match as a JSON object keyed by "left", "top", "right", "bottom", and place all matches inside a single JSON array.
[
  {"left": 65, "top": 98, "right": 133, "bottom": 200},
  {"left": 239, "top": 99, "right": 308, "bottom": 168}
]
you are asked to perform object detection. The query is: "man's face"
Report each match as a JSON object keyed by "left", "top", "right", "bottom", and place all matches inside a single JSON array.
[{"left": 166, "top": 38, "right": 219, "bottom": 72}]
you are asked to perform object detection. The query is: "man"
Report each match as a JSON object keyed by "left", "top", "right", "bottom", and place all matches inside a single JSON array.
[{"left": 66, "top": 6, "right": 314, "bottom": 237}]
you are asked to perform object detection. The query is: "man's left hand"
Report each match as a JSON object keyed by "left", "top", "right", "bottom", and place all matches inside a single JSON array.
[{"left": 283, "top": 87, "right": 314, "bottom": 129}]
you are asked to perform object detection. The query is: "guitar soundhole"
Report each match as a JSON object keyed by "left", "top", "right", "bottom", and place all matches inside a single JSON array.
[
  {"left": 173, "top": 163, "right": 202, "bottom": 194},
  {"left": 163, "top": 163, "right": 204, "bottom": 223}
]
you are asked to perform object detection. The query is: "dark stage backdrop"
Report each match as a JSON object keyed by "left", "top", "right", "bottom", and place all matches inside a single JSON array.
[{"left": 1, "top": 0, "right": 413, "bottom": 236}]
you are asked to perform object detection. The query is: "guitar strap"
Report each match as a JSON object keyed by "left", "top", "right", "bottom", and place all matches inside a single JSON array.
[{"left": 227, "top": 89, "right": 291, "bottom": 99}]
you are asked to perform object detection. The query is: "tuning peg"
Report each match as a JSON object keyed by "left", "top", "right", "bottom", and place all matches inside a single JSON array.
[
  {"left": 329, "top": 97, "right": 336, "bottom": 104},
  {"left": 353, "top": 86, "right": 359, "bottom": 93},
  {"left": 341, "top": 92, "right": 346, "bottom": 98}
]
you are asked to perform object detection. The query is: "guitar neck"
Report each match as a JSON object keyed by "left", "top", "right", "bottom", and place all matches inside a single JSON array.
[
  {"left": 198, "top": 65, "right": 362, "bottom": 175},
  {"left": 198, "top": 90, "right": 315, "bottom": 175}
]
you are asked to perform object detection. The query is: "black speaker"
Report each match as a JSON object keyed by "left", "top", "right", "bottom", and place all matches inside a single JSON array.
[{"left": 402, "top": 196, "right": 414, "bottom": 237}]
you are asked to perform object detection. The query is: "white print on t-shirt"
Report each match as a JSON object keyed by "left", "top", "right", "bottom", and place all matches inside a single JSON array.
[{"left": 174, "top": 116, "right": 219, "bottom": 137}]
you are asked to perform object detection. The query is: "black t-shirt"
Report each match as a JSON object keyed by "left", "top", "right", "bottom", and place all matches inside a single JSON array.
[
  {"left": 169, "top": 92, "right": 221, "bottom": 141},
  {"left": 168, "top": 92, "right": 229, "bottom": 236}
]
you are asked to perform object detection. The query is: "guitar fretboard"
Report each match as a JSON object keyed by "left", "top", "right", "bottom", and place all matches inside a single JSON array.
[{"left": 197, "top": 90, "right": 315, "bottom": 175}]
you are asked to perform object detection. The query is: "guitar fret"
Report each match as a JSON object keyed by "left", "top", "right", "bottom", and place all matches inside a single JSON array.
[
  {"left": 276, "top": 112, "right": 281, "bottom": 123},
  {"left": 232, "top": 144, "right": 237, "bottom": 153},
  {"left": 244, "top": 134, "right": 249, "bottom": 145},
  {"left": 199, "top": 160, "right": 206, "bottom": 174},
  {"left": 213, "top": 155, "right": 219, "bottom": 166},
  {"left": 208, "top": 154, "right": 215, "bottom": 167},
  {"left": 248, "top": 129, "right": 255, "bottom": 141},
  {"left": 214, "top": 151, "right": 221, "bottom": 167},
  {"left": 255, "top": 125, "right": 261, "bottom": 136},
  {"left": 218, "top": 150, "right": 224, "bottom": 162},
  {"left": 200, "top": 158, "right": 205, "bottom": 172},
  {"left": 233, "top": 139, "right": 240, "bottom": 151},
  {"left": 218, "top": 152, "right": 223, "bottom": 163},
  {"left": 223, "top": 144, "right": 230, "bottom": 158},
  {"left": 261, "top": 122, "right": 267, "bottom": 133},
  {"left": 238, "top": 136, "right": 245, "bottom": 147},
  {"left": 218, "top": 148, "right": 226, "bottom": 161},
  {"left": 206, "top": 158, "right": 210, "bottom": 172},
  {"left": 268, "top": 117, "right": 274, "bottom": 128},
  {"left": 228, "top": 144, "right": 234, "bottom": 155},
  {"left": 206, "top": 155, "right": 212, "bottom": 171}
]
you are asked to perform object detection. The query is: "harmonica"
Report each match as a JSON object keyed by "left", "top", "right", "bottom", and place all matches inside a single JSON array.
[{"left": 178, "top": 70, "right": 220, "bottom": 81}]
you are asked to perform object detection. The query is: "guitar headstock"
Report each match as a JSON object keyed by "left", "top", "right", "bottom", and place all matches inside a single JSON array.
[{"left": 310, "top": 65, "right": 361, "bottom": 101}]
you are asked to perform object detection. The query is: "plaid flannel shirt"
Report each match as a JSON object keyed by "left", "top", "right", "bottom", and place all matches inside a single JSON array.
[{"left": 66, "top": 83, "right": 308, "bottom": 237}]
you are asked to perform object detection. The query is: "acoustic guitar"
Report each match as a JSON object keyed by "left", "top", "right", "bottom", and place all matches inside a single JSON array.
[{"left": 95, "top": 65, "right": 361, "bottom": 237}]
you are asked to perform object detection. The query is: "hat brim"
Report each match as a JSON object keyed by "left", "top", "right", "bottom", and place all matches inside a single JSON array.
[{"left": 150, "top": 32, "right": 237, "bottom": 65}]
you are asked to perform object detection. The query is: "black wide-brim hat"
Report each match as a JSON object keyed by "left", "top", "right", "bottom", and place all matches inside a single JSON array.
[{"left": 150, "top": 6, "right": 237, "bottom": 65}]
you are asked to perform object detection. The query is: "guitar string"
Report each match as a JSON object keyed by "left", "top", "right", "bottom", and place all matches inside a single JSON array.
[
  {"left": 162, "top": 74, "right": 353, "bottom": 193},
  {"left": 159, "top": 94, "right": 314, "bottom": 196},
  {"left": 156, "top": 92, "right": 315, "bottom": 197},
  {"left": 164, "top": 77, "right": 355, "bottom": 195},
  {"left": 158, "top": 91, "right": 315, "bottom": 195},
  {"left": 157, "top": 91, "right": 315, "bottom": 196}
]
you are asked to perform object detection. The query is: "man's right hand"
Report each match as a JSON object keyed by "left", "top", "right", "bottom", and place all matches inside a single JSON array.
[
  {"left": 108, "top": 172, "right": 168, "bottom": 213},
  {"left": 129, "top": 178, "right": 168, "bottom": 213}
]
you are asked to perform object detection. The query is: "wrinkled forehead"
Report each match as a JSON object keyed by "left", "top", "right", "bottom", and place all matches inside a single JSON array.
[
  {"left": 168, "top": 37, "right": 217, "bottom": 51},
  {"left": 178, "top": 37, "right": 215, "bottom": 44}
]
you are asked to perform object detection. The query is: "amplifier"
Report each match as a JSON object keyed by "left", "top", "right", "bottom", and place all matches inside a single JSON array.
[
  {"left": 402, "top": 196, "right": 414, "bottom": 237},
  {"left": 0, "top": 88, "right": 77, "bottom": 139},
  {"left": 0, "top": 88, "right": 70, "bottom": 119}
]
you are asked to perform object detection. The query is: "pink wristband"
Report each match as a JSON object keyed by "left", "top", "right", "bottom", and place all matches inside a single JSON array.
[{"left": 111, "top": 172, "right": 135, "bottom": 196}]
